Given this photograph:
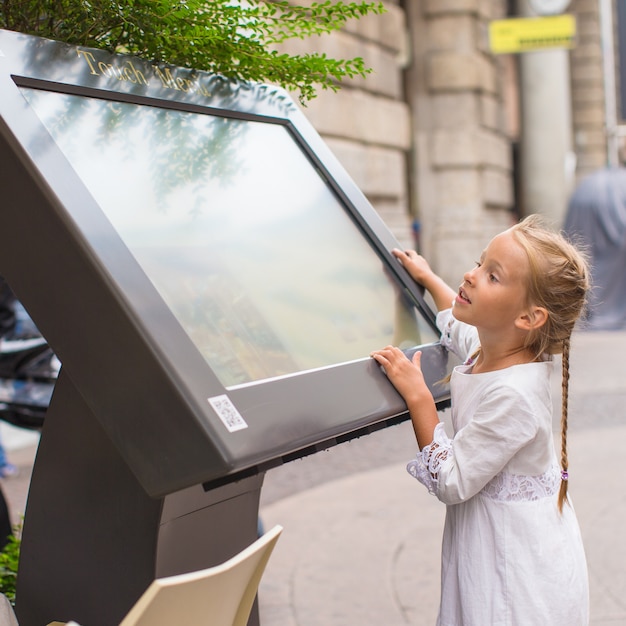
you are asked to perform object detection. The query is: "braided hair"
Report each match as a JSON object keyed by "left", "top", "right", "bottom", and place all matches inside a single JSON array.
[{"left": 511, "top": 215, "right": 590, "bottom": 512}]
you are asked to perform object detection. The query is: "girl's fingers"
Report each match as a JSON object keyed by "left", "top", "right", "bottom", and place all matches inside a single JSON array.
[{"left": 371, "top": 347, "right": 412, "bottom": 374}]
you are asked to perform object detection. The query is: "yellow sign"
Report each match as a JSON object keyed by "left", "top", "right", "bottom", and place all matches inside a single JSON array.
[{"left": 489, "top": 15, "right": 576, "bottom": 54}]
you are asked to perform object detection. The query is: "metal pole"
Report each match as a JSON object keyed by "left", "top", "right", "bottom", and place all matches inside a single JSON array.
[
  {"left": 599, "top": 0, "right": 619, "bottom": 166},
  {"left": 516, "top": 0, "right": 575, "bottom": 225}
]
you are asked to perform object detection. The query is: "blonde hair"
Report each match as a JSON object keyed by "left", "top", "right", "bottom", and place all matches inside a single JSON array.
[{"left": 511, "top": 215, "right": 590, "bottom": 512}]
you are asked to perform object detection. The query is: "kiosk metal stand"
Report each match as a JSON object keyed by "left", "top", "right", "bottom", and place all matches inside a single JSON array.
[
  {"left": 16, "top": 371, "right": 263, "bottom": 626},
  {"left": 0, "top": 29, "right": 449, "bottom": 626}
]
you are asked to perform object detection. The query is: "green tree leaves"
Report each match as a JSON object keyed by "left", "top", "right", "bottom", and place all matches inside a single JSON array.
[{"left": 0, "top": 0, "right": 385, "bottom": 103}]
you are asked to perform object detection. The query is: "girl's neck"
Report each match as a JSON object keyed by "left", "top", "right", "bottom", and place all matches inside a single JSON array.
[{"left": 472, "top": 343, "right": 536, "bottom": 374}]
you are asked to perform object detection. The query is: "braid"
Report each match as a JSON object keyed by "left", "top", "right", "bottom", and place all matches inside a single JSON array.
[
  {"left": 558, "top": 336, "right": 571, "bottom": 512},
  {"left": 511, "top": 216, "right": 590, "bottom": 515}
]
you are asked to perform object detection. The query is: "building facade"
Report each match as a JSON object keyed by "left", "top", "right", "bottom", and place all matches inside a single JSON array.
[{"left": 283, "top": 0, "right": 613, "bottom": 288}]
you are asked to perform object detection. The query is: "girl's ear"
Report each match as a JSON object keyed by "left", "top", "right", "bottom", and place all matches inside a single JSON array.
[{"left": 516, "top": 306, "right": 548, "bottom": 331}]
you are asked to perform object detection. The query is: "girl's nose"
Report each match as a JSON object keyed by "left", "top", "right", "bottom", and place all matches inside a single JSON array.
[{"left": 463, "top": 267, "right": 475, "bottom": 284}]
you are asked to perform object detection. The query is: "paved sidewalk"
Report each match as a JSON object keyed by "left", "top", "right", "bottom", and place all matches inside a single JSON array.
[{"left": 258, "top": 423, "right": 626, "bottom": 625}]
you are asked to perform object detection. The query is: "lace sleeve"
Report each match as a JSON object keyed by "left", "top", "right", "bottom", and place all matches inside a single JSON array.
[
  {"left": 436, "top": 309, "right": 480, "bottom": 362},
  {"left": 406, "top": 422, "right": 452, "bottom": 496},
  {"left": 438, "top": 310, "right": 456, "bottom": 354}
]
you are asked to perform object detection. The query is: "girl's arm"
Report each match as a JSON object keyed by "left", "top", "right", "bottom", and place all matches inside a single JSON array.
[
  {"left": 391, "top": 248, "right": 457, "bottom": 312},
  {"left": 369, "top": 347, "right": 439, "bottom": 450}
]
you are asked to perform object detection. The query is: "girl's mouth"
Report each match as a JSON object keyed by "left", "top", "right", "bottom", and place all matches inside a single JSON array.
[{"left": 457, "top": 288, "right": 471, "bottom": 304}]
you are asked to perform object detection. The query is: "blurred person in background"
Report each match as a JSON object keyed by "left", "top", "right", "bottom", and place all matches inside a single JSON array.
[
  {"left": 564, "top": 167, "right": 626, "bottom": 331},
  {"left": 0, "top": 278, "right": 19, "bottom": 478}
]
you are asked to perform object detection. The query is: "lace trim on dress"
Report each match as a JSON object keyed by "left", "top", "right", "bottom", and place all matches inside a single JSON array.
[
  {"left": 406, "top": 422, "right": 452, "bottom": 495},
  {"left": 439, "top": 314, "right": 455, "bottom": 353},
  {"left": 480, "top": 464, "right": 561, "bottom": 502},
  {"left": 438, "top": 312, "right": 478, "bottom": 365},
  {"left": 407, "top": 421, "right": 561, "bottom": 502}
]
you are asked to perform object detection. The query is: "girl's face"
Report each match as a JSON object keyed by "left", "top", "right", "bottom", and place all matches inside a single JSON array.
[{"left": 453, "top": 230, "right": 531, "bottom": 333}]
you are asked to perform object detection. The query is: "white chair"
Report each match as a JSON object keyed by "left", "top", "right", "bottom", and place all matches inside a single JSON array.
[{"left": 47, "top": 524, "right": 282, "bottom": 626}]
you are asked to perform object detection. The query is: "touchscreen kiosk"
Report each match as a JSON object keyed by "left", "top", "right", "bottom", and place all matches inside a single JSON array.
[{"left": 0, "top": 29, "right": 450, "bottom": 626}]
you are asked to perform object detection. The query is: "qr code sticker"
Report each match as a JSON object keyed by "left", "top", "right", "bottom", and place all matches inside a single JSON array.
[{"left": 208, "top": 395, "right": 248, "bottom": 433}]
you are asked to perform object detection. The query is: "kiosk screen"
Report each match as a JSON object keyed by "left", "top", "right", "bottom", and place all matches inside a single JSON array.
[{"left": 20, "top": 88, "right": 437, "bottom": 387}]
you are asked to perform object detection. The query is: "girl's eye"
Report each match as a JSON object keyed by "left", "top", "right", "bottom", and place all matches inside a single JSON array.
[
  {"left": 489, "top": 273, "right": 498, "bottom": 283},
  {"left": 474, "top": 260, "right": 482, "bottom": 267}
]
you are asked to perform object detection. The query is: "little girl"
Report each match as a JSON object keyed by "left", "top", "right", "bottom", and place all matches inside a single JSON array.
[{"left": 371, "top": 215, "right": 590, "bottom": 625}]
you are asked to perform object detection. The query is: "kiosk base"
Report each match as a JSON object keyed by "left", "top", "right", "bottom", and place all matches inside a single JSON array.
[{"left": 15, "top": 371, "right": 264, "bottom": 626}]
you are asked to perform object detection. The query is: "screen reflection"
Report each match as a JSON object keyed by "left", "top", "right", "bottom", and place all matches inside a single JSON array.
[{"left": 21, "top": 88, "right": 436, "bottom": 386}]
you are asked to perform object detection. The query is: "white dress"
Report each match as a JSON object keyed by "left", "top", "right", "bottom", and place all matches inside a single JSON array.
[{"left": 408, "top": 310, "right": 589, "bottom": 626}]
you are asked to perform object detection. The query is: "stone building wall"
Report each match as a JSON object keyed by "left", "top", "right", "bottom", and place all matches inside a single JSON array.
[
  {"left": 403, "top": 0, "right": 516, "bottom": 287},
  {"left": 569, "top": 0, "right": 609, "bottom": 179},
  {"left": 280, "top": 0, "right": 416, "bottom": 249},
  {"left": 280, "top": 0, "right": 620, "bottom": 286},
  {"left": 281, "top": 0, "right": 516, "bottom": 287}
]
